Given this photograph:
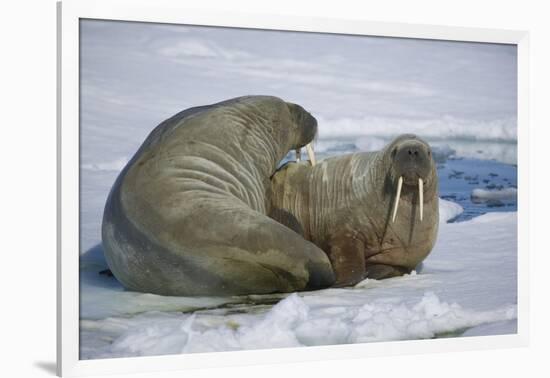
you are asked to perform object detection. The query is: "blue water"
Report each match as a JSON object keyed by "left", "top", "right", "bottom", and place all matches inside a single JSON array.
[{"left": 437, "top": 157, "right": 517, "bottom": 222}]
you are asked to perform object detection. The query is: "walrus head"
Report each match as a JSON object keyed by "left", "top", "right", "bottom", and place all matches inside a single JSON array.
[
  {"left": 385, "top": 134, "right": 436, "bottom": 223},
  {"left": 287, "top": 102, "right": 318, "bottom": 166}
]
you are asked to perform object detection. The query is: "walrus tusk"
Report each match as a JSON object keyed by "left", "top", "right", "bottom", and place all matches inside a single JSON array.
[
  {"left": 419, "top": 178, "right": 423, "bottom": 222},
  {"left": 306, "top": 143, "right": 316, "bottom": 166},
  {"left": 391, "top": 176, "right": 403, "bottom": 223},
  {"left": 296, "top": 148, "right": 301, "bottom": 162}
]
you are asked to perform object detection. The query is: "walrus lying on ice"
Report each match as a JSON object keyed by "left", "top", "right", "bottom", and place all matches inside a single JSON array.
[
  {"left": 102, "top": 96, "right": 334, "bottom": 296},
  {"left": 102, "top": 96, "right": 438, "bottom": 296},
  {"left": 270, "top": 134, "right": 439, "bottom": 287}
]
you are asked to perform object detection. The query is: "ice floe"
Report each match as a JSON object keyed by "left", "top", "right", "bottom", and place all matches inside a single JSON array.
[{"left": 79, "top": 210, "right": 517, "bottom": 359}]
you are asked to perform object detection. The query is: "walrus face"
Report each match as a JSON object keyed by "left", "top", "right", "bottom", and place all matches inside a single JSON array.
[{"left": 385, "top": 134, "right": 436, "bottom": 222}]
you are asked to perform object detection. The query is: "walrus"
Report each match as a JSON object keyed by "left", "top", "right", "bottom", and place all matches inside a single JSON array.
[
  {"left": 101, "top": 96, "right": 335, "bottom": 297},
  {"left": 270, "top": 134, "right": 439, "bottom": 286}
]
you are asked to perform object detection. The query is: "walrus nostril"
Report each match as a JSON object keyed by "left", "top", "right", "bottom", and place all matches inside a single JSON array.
[{"left": 405, "top": 148, "right": 422, "bottom": 159}]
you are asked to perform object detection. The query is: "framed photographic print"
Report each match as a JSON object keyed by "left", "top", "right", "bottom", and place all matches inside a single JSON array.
[{"left": 57, "top": 0, "right": 529, "bottom": 376}]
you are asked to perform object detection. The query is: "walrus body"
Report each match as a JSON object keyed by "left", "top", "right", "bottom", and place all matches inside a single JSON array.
[
  {"left": 102, "top": 96, "right": 335, "bottom": 296},
  {"left": 270, "top": 135, "right": 439, "bottom": 286}
]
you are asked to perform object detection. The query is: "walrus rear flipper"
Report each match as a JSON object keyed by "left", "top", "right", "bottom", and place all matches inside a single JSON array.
[
  {"left": 104, "top": 191, "right": 335, "bottom": 297},
  {"left": 268, "top": 207, "right": 305, "bottom": 237},
  {"left": 171, "top": 201, "right": 335, "bottom": 296}
]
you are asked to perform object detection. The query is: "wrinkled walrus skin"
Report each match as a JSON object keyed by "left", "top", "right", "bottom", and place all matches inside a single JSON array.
[
  {"left": 270, "top": 135, "right": 439, "bottom": 287},
  {"left": 102, "top": 96, "right": 335, "bottom": 296}
]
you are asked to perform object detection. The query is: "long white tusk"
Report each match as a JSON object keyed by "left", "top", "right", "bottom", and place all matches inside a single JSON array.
[
  {"left": 305, "top": 143, "right": 316, "bottom": 166},
  {"left": 391, "top": 176, "right": 403, "bottom": 223},
  {"left": 419, "top": 178, "right": 423, "bottom": 222},
  {"left": 296, "top": 148, "right": 301, "bottom": 162}
]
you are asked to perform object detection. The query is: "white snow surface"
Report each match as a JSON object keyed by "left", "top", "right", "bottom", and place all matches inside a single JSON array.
[
  {"left": 81, "top": 157, "right": 129, "bottom": 172},
  {"left": 316, "top": 115, "right": 516, "bottom": 143},
  {"left": 438, "top": 199, "right": 464, "bottom": 223},
  {"left": 80, "top": 210, "right": 517, "bottom": 359}
]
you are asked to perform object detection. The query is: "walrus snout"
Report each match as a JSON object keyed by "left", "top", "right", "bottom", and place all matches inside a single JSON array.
[
  {"left": 389, "top": 137, "right": 435, "bottom": 223},
  {"left": 392, "top": 140, "right": 432, "bottom": 184}
]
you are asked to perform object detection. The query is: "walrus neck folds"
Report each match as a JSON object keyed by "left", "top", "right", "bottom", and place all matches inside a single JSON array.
[
  {"left": 270, "top": 134, "right": 439, "bottom": 286},
  {"left": 270, "top": 149, "right": 438, "bottom": 235},
  {"left": 269, "top": 152, "right": 380, "bottom": 244}
]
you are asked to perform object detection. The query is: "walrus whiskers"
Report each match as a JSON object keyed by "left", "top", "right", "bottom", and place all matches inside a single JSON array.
[
  {"left": 419, "top": 178, "right": 423, "bottom": 222},
  {"left": 391, "top": 176, "right": 403, "bottom": 223},
  {"left": 306, "top": 143, "right": 316, "bottom": 166}
]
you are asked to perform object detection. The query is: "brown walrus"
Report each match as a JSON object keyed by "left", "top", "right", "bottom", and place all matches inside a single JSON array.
[
  {"left": 102, "top": 96, "right": 335, "bottom": 297},
  {"left": 270, "top": 134, "right": 439, "bottom": 286}
]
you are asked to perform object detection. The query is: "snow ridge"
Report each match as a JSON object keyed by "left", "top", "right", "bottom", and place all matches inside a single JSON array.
[{"left": 80, "top": 292, "right": 516, "bottom": 359}]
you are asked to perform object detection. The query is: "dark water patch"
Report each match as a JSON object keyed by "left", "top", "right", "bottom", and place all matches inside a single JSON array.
[
  {"left": 180, "top": 293, "right": 288, "bottom": 315},
  {"left": 438, "top": 158, "right": 517, "bottom": 222},
  {"left": 486, "top": 200, "right": 505, "bottom": 208},
  {"left": 433, "top": 327, "right": 469, "bottom": 339}
]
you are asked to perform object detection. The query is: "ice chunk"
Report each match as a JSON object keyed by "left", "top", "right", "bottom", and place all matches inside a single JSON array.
[
  {"left": 471, "top": 187, "right": 517, "bottom": 200},
  {"left": 439, "top": 198, "right": 464, "bottom": 223}
]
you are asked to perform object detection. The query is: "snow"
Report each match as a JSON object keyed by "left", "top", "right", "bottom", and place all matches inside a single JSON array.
[
  {"left": 81, "top": 157, "right": 128, "bottom": 172},
  {"left": 438, "top": 199, "right": 464, "bottom": 223},
  {"left": 317, "top": 115, "right": 516, "bottom": 143},
  {"left": 80, "top": 210, "right": 518, "bottom": 359},
  {"left": 78, "top": 19, "right": 518, "bottom": 360},
  {"left": 81, "top": 288, "right": 516, "bottom": 358},
  {"left": 472, "top": 187, "right": 518, "bottom": 200}
]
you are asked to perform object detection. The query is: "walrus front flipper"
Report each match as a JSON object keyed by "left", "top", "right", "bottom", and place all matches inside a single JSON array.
[{"left": 326, "top": 235, "right": 366, "bottom": 287}]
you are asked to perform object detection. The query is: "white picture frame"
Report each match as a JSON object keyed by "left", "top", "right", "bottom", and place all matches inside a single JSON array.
[{"left": 57, "top": 0, "right": 530, "bottom": 376}]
